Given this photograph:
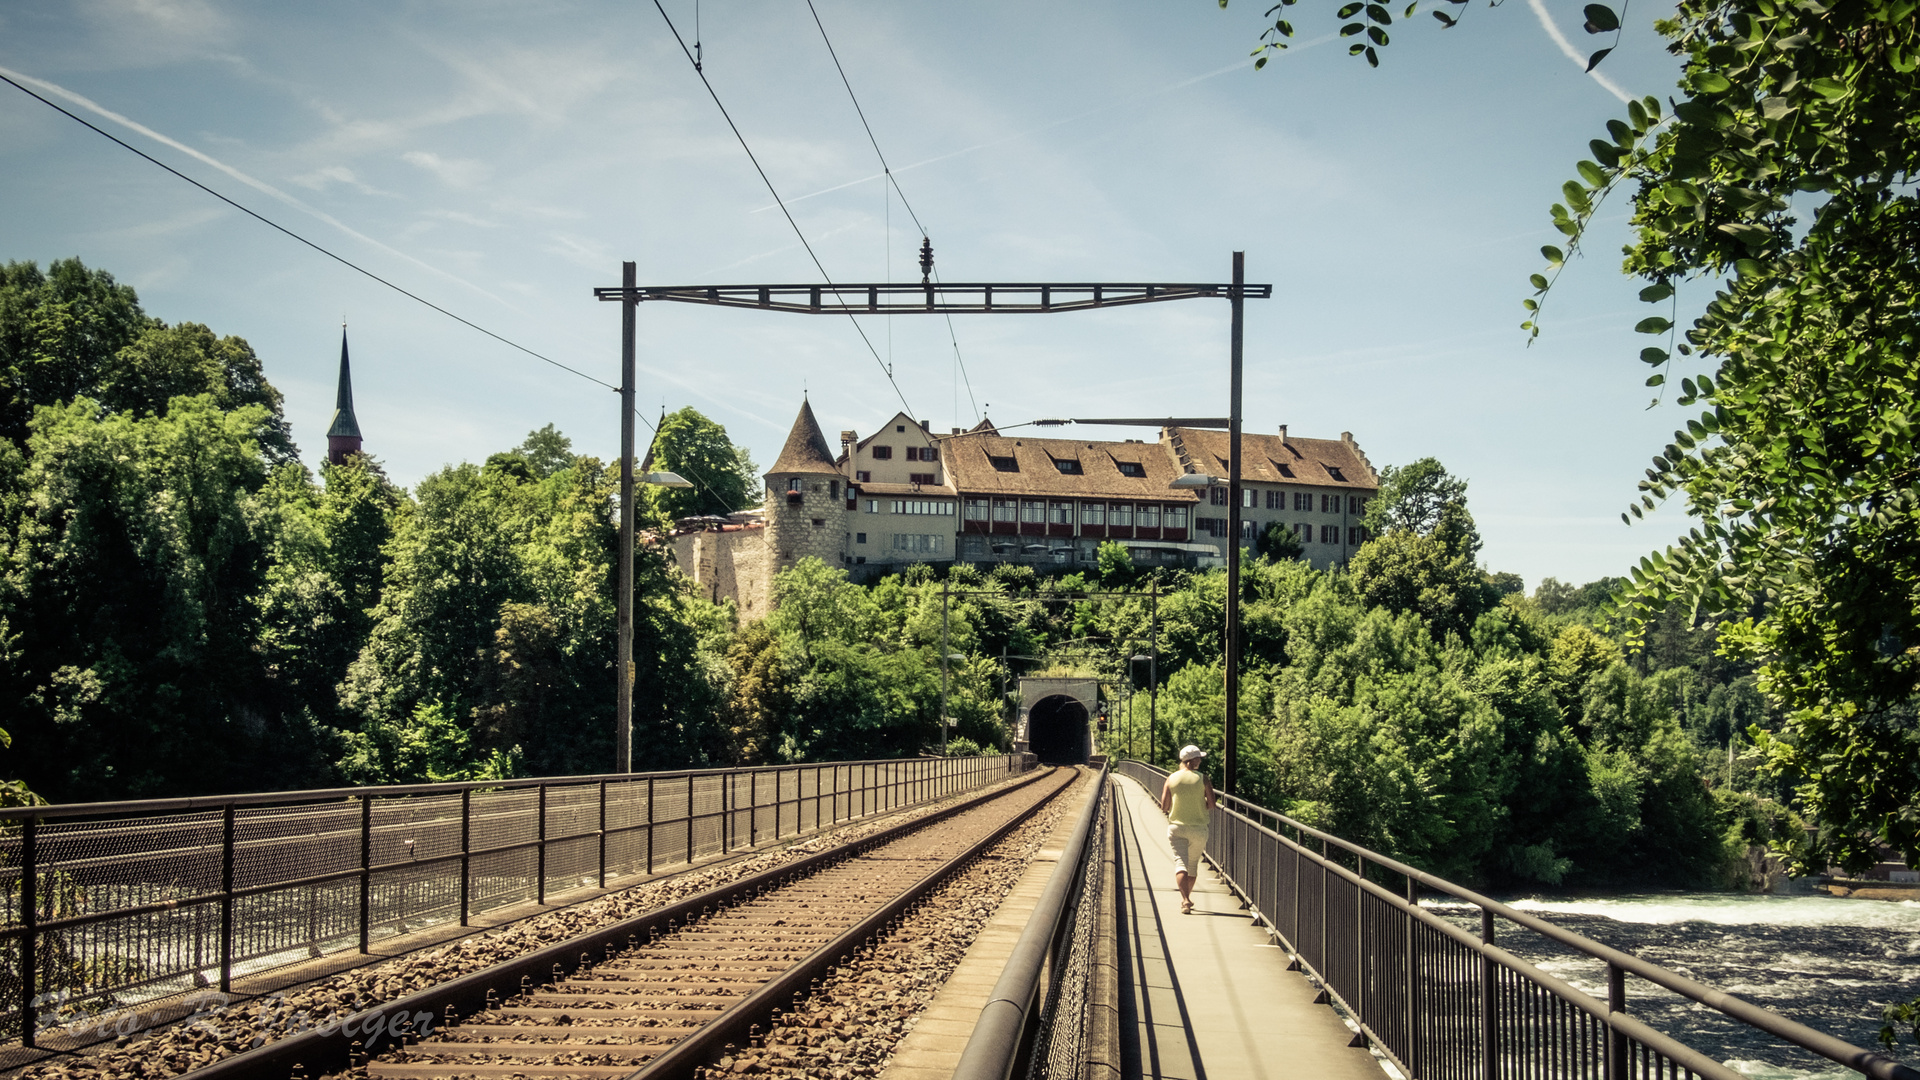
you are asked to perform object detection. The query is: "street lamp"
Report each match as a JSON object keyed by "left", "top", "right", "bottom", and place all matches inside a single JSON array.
[{"left": 644, "top": 470, "right": 693, "bottom": 488}]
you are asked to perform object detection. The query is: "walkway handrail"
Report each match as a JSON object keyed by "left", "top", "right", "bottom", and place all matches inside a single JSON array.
[
  {"left": 1117, "top": 759, "right": 1918, "bottom": 1080},
  {"left": 953, "top": 763, "right": 1110, "bottom": 1080}
]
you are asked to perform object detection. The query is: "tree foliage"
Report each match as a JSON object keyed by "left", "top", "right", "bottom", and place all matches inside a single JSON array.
[
  {"left": 645, "top": 407, "right": 758, "bottom": 520},
  {"left": 1228, "top": 0, "right": 1920, "bottom": 872}
]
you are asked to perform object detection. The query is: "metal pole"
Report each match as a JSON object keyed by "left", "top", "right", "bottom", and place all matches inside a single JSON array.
[
  {"left": 19, "top": 815, "right": 36, "bottom": 1049},
  {"left": 617, "top": 260, "right": 637, "bottom": 774},
  {"left": 1151, "top": 563, "right": 1160, "bottom": 764},
  {"left": 358, "top": 795, "right": 372, "bottom": 954},
  {"left": 941, "top": 578, "right": 951, "bottom": 754},
  {"left": 1225, "top": 250, "right": 1244, "bottom": 796},
  {"left": 1482, "top": 908, "right": 1499, "bottom": 1080},
  {"left": 459, "top": 789, "right": 471, "bottom": 926},
  {"left": 1607, "top": 963, "right": 1627, "bottom": 1080},
  {"left": 535, "top": 783, "right": 547, "bottom": 905},
  {"left": 219, "top": 804, "right": 236, "bottom": 994}
]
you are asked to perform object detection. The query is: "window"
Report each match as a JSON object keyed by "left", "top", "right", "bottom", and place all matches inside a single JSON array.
[
  {"left": 1266, "top": 490, "right": 1282, "bottom": 509},
  {"left": 1294, "top": 492, "right": 1311, "bottom": 511},
  {"left": 1196, "top": 516, "right": 1225, "bottom": 537},
  {"left": 856, "top": 470, "right": 871, "bottom": 483},
  {"left": 910, "top": 472, "right": 935, "bottom": 485},
  {"left": 1242, "top": 520, "right": 1257, "bottom": 541},
  {"left": 1349, "top": 527, "right": 1364, "bottom": 546},
  {"left": 1052, "top": 457, "right": 1083, "bottom": 474},
  {"left": 904, "top": 446, "right": 940, "bottom": 462},
  {"left": 1049, "top": 501, "right": 1072, "bottom": 524},
  {"left": 965, "top": 498, "right": 989, "bottom": 521},
  {"left": 866, "top": 499, "right": 880, "bottom": 513},
  {"left": 856, "top": 532, "right": 868, "bottom": 544},
  {"left": 993, "top": 498, "right": 1017, "bottom": 522},
  {"left": 1321, "top": 524, "right": 1338, "bottom": 544},
  {"left": 1210, "top": 486, "right": 1229, "bottom": 506},
  {"left": 896, "top": 424, "right": 907, "bottom": 433},
  {"left": 1164, "top": 506, "right": 1188, "bottom": 529},
  {"left": 811, "top": 518, "right": 825, "bottom": 527},
  {"left": 1116, "top": 461, "right": 1146, "bottom": 478},
  {"left": 1243, "top": 489, "right": 1258, "bottom": 508},
  {"left": 1277, "top": 463, "right": 1295, "bottom": 478},
  {"left": 1322, "top": 493, "right": 1336, "bottom": 513},
  {"left": 872, "top": 445, "right": 893, "bottom": 460},
  {"left": 1021, "top": 500, "right": 1045, "bottom": 523},
  {"left": 989, "top": 455, "right": 1019, "bottom": 472},
  {"left": 1350, "top": 495, "right": 1366, "bottom": 515},
  {"left": 889, "top": 500, "right": 953, "bottom": 515},
  {"left": 1081, "top": 502, "right": 1105, "bottom": 526},
  {"left": 1110, "top": 503, "right": 1133, "bottom": 527},
  {"left": 893, "top": 534, "right": 944, "bottom": 554},
  {"left": 1327, "top": 466, "right": 1346, "bottom": 482},
  {"left": 1300, "top": 521, "right": 1314, "bottom": 541},
  {"left": 788, "top": 478, "right": 803, "bottom": 492},
  {"left": 1138, "top": 504, "right": 1160, "bottom": 528},
  {"left": 830, "top": 480, "right": 840, "bottom": 499}
]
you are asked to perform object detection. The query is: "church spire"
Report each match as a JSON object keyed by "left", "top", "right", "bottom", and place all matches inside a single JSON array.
[{"left": 326, "top": 325, "right": 364, "bottom": 465}]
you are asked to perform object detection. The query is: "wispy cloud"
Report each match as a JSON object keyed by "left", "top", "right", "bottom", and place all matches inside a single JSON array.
[
  {"left": 0, "top": 64, "right": 515, "bottom": 308},
  {"left": 402, "top": 149, "right": 491, "bottom": 188},
  {"left": 291, "top": 164, "right": 390, "bottom": 196},
  {"left": 1525, "top": 0, "right": 1634, "bottom": 103},
  {"left": 749, "top": 43, "right": 1333, "bottom": 217}
]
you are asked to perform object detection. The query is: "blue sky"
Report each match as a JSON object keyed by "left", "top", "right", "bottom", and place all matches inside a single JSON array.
[{"left": 0, "top": 0, "right": 1707, "bottom": 588}]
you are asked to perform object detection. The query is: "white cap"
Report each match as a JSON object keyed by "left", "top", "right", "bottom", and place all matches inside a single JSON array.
[{"left": 1178, "top": 744, "right": 1206, "bottom": 762}]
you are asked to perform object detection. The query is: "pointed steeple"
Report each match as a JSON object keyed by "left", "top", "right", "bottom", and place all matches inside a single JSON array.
[
  {"left": 766, "top": 398, "right": 840, "bottom": 476},
  {"left": 326, "top": 326, "right": 364, "bottom": 465}
]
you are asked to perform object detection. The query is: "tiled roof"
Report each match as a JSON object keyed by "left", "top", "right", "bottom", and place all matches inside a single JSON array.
[
  {"left": 1164, "top": 428, "right": 1378, "bottom": 489},
  {"left": 767, "top": 399, "right": 842, "bottom": 476},
  {"left": 942, "top": 434, "right": 1199, "bottom": 502}
]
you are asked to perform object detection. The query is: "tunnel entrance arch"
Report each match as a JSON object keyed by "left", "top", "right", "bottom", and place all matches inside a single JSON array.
[{"left": 1017, "top": 677, "right": 1097, "bottom": 765}]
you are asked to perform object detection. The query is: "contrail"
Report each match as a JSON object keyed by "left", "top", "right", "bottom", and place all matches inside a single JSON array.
[
  {"left": 1524, "top": 0, "right": 1633, "bottom": 103},
  {"left": 750, "top": 45, "right": 1332, "bottom": 216},
  {"left": 0, "top": 64, "right": 516, "bottom": 308}
]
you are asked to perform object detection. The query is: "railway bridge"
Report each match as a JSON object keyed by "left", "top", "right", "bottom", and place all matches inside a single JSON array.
[{"left": 0, "top": 757, "right": 1913, "bottom": 1080}]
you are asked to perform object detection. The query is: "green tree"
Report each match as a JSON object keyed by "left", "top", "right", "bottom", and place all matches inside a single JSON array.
[
  {"left": 1256, "top": 521, "right": 1305, "bottom": 562},
  {"left": 0, "top": 259, "right": 152, "bottom": 446},
  {"left": 645, "top": 407, "right": 758, "bottom": 520},
  {"left": 517, "top": 423, "right": 577, "bottom": 479},
  {"left": 1363, "top": 458, "right": 1469, "bottom": 537}
]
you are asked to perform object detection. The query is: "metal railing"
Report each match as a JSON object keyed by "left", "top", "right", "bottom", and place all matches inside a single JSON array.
[
  {"left": 0, "top": 754, "right": 1036, "bottom": 1047},
  {"left": 1114, "top": 761, "right": 1919, "bottom": 1080}
]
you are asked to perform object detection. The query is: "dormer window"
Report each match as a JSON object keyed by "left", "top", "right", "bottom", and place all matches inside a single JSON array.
[
  {"left": 1116, "top": 461, "right": 1145, "bottom": 478},
  {"left": 1326, "top": 466, "right": 1346, "bottom": 482},
  {"left": 1052, "top": 457, "right": 1083, "bottom": 474},
  {"left": 1276, "top": 463, "right": 1294, "bottom": 478},
  {"left": 989, "top": 455, "right": 1019, "bottom": 472}
]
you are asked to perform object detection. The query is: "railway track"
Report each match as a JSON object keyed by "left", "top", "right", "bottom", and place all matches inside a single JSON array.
[{"left": 173, "top": 765, "right": 1080, "bottom": 1080}]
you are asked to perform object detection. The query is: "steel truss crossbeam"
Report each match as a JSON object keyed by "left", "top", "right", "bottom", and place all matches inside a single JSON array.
[{"left": 592, "top": 280, "right": 1272, "bottom": 314}]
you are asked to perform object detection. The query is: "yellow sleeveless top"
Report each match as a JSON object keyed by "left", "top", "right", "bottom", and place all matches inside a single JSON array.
[{"left": 1166, "top": 769, "right": 1209, "bottom": 827}]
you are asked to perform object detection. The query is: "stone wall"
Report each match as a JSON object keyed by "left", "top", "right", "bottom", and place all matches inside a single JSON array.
[
  {"left": 765, "top": 476, "right": 847, "bottom": 575},
  {"left": 668, "top": 524, "right": 771, "bottom": 619}
]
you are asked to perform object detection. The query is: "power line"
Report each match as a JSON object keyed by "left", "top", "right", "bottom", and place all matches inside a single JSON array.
[
  {"left": 0, "top": 70, "right": 619, "bottom": 394},
  {"left": 650, "top": 0, "right": 917, "bottom": 421},
  {"left": 803, "top": 0, "right": 980, "bottom": 424}
]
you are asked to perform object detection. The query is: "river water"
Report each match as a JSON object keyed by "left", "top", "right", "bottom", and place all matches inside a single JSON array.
[{"left": 1421, "top": 894, "right": 1920, "bottom": 1080}]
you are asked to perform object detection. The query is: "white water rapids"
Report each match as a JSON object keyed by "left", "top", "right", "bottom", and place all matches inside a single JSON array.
[{"left": 1421, "top": 894, "right": 1920, "bottom": 1080}]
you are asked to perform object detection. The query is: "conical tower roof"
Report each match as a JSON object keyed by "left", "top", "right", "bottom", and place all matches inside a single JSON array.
[
  {"left": 326, "top": 328, "right": 362, "bottom": 439},
  {"left": 767, "top": 398, "right": 840, "bottom": 476}
]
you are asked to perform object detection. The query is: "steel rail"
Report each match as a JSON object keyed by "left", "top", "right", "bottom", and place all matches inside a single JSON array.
[
  {"left": 171, "top": 767, "right": 1060, "bottom": 1080},
  {"left": 624, "top": 767, "right": 1086, "bottom": 1080},
  {"left": 950, "top": 762, "right": 1111, "bottom": 1080},
  {"left": 1121, "top": 760, "right": 1919, "bottom": 1080}
]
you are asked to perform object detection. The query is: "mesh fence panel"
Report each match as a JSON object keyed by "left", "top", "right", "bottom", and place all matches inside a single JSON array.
[{"left": 1028, "top": 786, "right": 1109, "bottom": 1080}]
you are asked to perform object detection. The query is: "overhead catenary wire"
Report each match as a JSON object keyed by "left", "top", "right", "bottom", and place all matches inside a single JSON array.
[
  {"left": 803, "top": 0, "right": 980, "bottom": 425},
  {"left": 0, "top": 70, "right": 618, "bottom": 395},
  {"left": 650, "top": 0, "right": 917, "bottom": 422}
]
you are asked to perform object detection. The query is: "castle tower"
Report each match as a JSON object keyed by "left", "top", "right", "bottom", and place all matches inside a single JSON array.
[
  {"left": 763, "top": 398, "right": 847, "bottom": 576},
  {"left": 326, "top": 327, "right": 364, "bottom": 465}
]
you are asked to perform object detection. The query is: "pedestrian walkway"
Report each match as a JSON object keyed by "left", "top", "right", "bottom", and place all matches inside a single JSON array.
[{"left": 1112, "top": 773, "right": 1385, "bottom": 1080}]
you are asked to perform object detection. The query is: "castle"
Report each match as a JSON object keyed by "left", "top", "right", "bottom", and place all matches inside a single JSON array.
[{"left": 669, "top": 398, "right": 1379, "bottom": 617}]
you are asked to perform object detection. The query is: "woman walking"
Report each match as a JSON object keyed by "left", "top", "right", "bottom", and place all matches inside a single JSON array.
[{"left": 1160, "top": 744, "right": 1217, "bottom": 914}]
